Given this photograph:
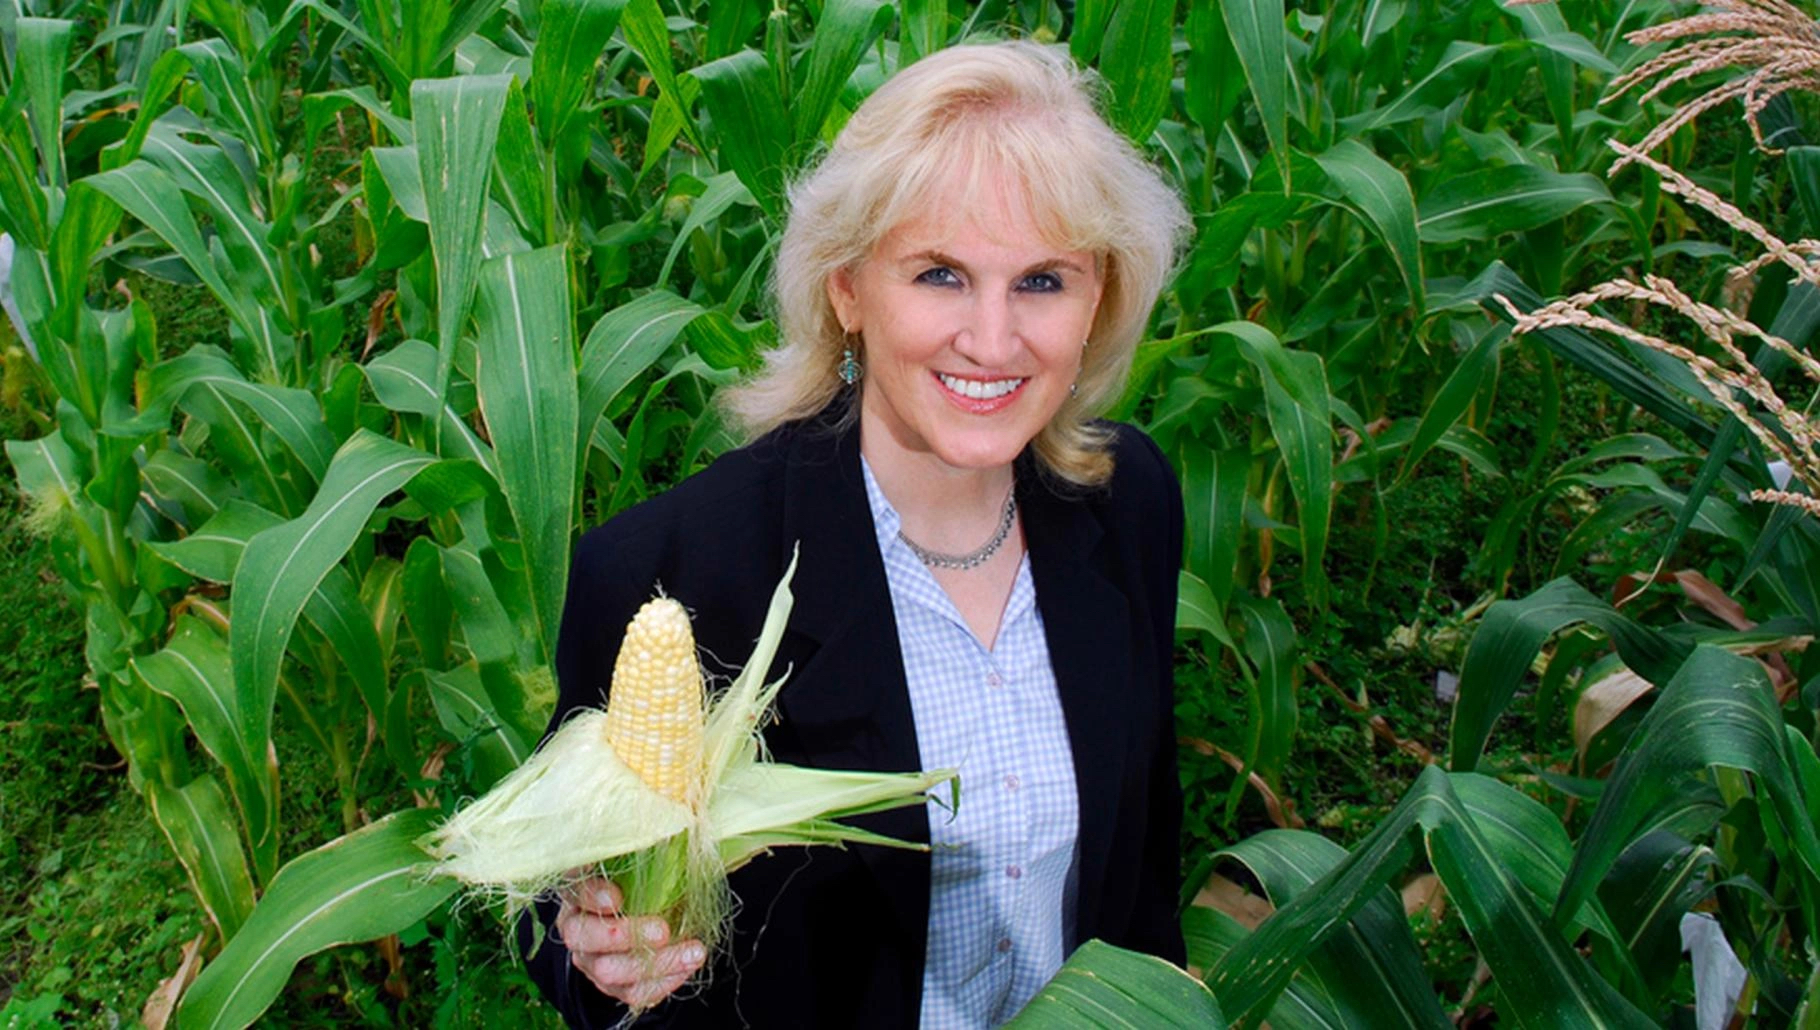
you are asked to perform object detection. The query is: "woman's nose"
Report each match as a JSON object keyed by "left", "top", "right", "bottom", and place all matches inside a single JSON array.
[{"left": 953, "top": 294, "right": 1019, "bottom": 367}]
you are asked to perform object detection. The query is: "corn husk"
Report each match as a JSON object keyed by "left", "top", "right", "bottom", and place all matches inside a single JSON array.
[{"left": 423, "top": 548, "right": 958, "bottom": 966}]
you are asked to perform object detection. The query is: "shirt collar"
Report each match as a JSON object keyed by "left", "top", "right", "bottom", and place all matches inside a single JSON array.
[{"left": 858, "top": 453, "right": 904, "bottom": 556}]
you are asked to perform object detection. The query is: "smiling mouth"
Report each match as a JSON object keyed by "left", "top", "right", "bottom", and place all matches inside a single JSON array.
[{"left": 935, "top": 373, "right": 1028, "bottom": 400}]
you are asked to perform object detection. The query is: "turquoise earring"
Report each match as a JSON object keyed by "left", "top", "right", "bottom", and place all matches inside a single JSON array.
[{"left": 839, "top": 332, "right": 862, "bottom": 385}]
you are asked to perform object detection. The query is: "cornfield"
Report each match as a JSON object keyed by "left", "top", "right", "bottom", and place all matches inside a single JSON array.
[{"left": 1, "top": 0, "right": 1818, "bottom": 1026}]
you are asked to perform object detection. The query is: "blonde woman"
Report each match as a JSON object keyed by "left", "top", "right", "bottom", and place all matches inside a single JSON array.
[{"left": 529, "top": 40, "right": 1191, "bottom": 1029}]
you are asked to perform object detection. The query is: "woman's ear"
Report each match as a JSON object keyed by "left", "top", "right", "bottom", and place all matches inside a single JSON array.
[{"left": 826, "top": 265, "right": 859, "bottom": 332}]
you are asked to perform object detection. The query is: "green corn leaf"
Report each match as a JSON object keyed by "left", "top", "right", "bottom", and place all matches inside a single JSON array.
[
  {"left": 149, "top": 500, "right": 283, "bottom": 582},
  {"left": 1182, "top": 905, "right": 1345, "bottom": 1028},
  {"left": 303, "top": 567, "right": 391, "bottom": 747},
  {"left": 17, "top": 18, "right": 75, "bottom": 190},
  {"left": 441, "top": 542, "right": 525, "bottom": 669},
  {"left": 1338, "top": 40, "right": 1498, "bottom": 134},
  {"left": 899, "top": 0, "right": 947, "bottom": 64},
  {"left": 622, "top": 0, "right": 706, "bottom": 155},
  {"left": 301, "top": 87, "right": 414, "bottom": 149},
  {"left": 1448, "top": 578, "right": 1691, "bottom": 772},
  {"left": 1178, "top": 444, "right": 1250, "bottom": 611},
  {"left": 134, "top": 619, "right": 280, "bottom": 884},
  {"left": 1557, "top": 646, "right": 1820, "bottom": 930},
  {"left": 1070, "top": 0, "right": 1112, "bottom": 63},
  {"left": 412, "top": 74, "right": 512, "bottom": 404},
  {"left": 438, "top": 0, "right": 513, "bottom": 65},
  {"left": 81, "top": 163, "right": 267, "bottom": 369},
  {"left": 531, "top": 0, "right": 627, "bottom": 151},
  {"left": 1470, "top": 263, "right": 1716, "bottom": 447},
  {"left": 122, "top": 346, "right": 335, "bottom": 483},
  {"left": 401, "top": 537, "right": 454, "bottom": 671},
  {"left": 490, "top": 79, "right": 549, "bottom": 247},
  {"left": 658, "top": 171, "right": 756, "bottom": 288},
  {"left": 142, "top": 448, "right": 231, "bottom": 528},
  {"left": 1233, "top": 594, "right": 1297, "bottom": 788},
  {"left": 175, "top": 809, "right": 455, "bottom": 1030},
  {"left": 427, "top": 661, "right": 530, "bottom": 786},
  {"left": 694, "top": 49, "right": 791, "bottom": 220},
  {"left": 1222, "top": 0, "right": 1288, "bottom": 187},
  {"left": 1099, "top": 0, "right": 1177, "bottom": 143},
  {"left": 1232, "top": 326, "right": 1333, "bottom": 606},
  {"left": 1176, "top": 570, "right": 1237, "bottom": 651},
  {"left": 1392, "top": 324, "right": 1504, "bottom": 488},
  {"left": 793, "top": 0, "right": 894, "bottom": 145},
  {"left": 1451, "top": 774, "right": 1643, "bottom": 1001},
  {"left": 1210, "top": 766, "right": 1656, "bottom": 1029},
  {"left": 177, "top": 387, "right": 303, "bottom": 516},
  {"left": 471, "top": 246, "right": 578, "bottom": 666},
  {"left": 177, "top": 39, "right": 276, "bottom": 164},
  {"left": 577, "top": 293, "right": 705, "bottom": 456},
  {"left": 362, "top": 339, "right": 498, "bottom": 473},
  {"left": 1419, "top": 166, "right": 1615, "bottom": 244},
  {"left": 0, "top": 113, "right": 50, "bottom": 250},
  {"left": 705, "top": 0, "right": 766, "bottom": 60},
  {"left": 1311, "top": 140, "right": 1424, "bottom": 316},
  {"left": 230, "top": 432, "right": 439, "bottom": 786},
  {"left": 1007, "top": 940, "right": 1226, "bottom": 1027},
  {"left": 1182, "top": 0, "right": 1245, "bottom": 140},
  {"left": 370, "top": 146, "right": 428, "bottom": 222},
  {"left": 363, "top": 339, "right": 445, "bottom": 417},
  {"left": 137, "top": 129, "right": 272, "bottom": 294},
  {"left": 147, "top": 774, "right": 258, "bottom": 942},
  {"left": 267, "top": 0, "right": 410, "bottom": 95},
  {"left": 1600, "top": 830, "right": 1717, "bottom": 995},
  {"left": 1216, "top": 830, "right": 1449, "bottom": 1028}
]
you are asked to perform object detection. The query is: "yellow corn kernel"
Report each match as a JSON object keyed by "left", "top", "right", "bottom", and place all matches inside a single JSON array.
[{"left": 604, "top": 598, "right": 704, "bottom": 809}]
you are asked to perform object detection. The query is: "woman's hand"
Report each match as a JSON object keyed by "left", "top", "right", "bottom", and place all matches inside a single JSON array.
[{"left": 557, "top": 877, "right": 707, "bottom": 1009}]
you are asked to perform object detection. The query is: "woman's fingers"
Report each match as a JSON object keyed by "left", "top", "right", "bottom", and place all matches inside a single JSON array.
[
  {"left": 587, "top": 941, "right": 708, "bottom": 989},
  {"left": 555, "top": 909, "right": 672, "bottom": 953},
  {"left": 624, "top": 966, "right": 698, "bottom": 1010},
  {"left": 554, "top": 878, "right": 703, "bottom": 1007},
  {"left": 566, "top": 876, "right": 623, "bottom": 915}
]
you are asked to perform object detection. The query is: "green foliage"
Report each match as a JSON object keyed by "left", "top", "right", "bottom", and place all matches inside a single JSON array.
[{"left": 4, "top": 0, "right": 1819, "bottom": 1025}]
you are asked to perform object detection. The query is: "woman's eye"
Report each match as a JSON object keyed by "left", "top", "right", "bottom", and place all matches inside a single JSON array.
[
  {"left": 916, "top": 267, "right": 960, "bottom": 287},
  {"left": 1020, "top": 272, "right": 1063, "bottom": 293}
]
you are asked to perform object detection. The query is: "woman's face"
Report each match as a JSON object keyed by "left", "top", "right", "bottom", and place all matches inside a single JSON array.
[{"left": 828, "top": 173, "right": 1105, "bottom": 475}]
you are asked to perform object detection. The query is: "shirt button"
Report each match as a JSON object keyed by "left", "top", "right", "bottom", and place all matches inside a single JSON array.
[
  {"left": 997, "top": 937, "right": 1013, "bottom": 954},
  {"left": 1006, "top": 864, "right": 1022, "bottom": 880},
  {"left": 986, "top": 671, "right": 1003, "bottom": 689},
  {"left": 1003, "top": 774, "right": 1020, "bottom": 791}
]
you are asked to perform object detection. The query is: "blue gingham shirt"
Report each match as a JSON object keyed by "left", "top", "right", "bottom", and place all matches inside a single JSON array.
[{"left": 860, "top": 458, "right": 1082, "bottom": 1028}]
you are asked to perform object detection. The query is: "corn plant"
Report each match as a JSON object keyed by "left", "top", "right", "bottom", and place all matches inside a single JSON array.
[{"left": 1169, "top": 4, "right": 1820, "bottom": 1025}]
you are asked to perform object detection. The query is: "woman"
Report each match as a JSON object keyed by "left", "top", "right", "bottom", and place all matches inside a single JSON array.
[{"left": 525, "top": 40, "right": 1191, "bottom": 1028}]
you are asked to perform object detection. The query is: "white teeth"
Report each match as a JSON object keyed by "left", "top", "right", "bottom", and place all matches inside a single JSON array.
[{"left": 937, "top": 373, "right": 1025, "bottom": 400}]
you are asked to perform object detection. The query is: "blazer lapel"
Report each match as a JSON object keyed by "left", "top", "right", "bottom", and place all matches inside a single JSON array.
[
  {"left": 1019, "top": 472, "right": 1131, "bottom": 946},
  {"left": 770, "top": 413, "right": 930, "bottom": 952}
]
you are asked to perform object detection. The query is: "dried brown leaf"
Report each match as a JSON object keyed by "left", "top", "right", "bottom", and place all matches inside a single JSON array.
[
  {"left": 1573, "top": 668, "right": 1656, "bottom": 763},
  {"left": 141, "top": 933, "right": 205, "bottom": 1030}
]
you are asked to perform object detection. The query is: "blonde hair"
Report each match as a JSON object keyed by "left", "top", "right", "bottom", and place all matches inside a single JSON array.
[{"left": 719, "top": 40, "right": 1190, "bottom": 487}]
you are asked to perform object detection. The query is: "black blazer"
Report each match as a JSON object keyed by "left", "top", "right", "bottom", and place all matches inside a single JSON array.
[{"left": 524, "top": 401, "right": 1186, "bottom": 1028}]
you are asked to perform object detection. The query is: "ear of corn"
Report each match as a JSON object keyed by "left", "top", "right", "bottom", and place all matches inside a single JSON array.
[
  {"left": 603, "top": 597, "right": 705, "bottom": 810},
  {"left": 422, "top": 547, "right": 959, "bottom": 1002}
]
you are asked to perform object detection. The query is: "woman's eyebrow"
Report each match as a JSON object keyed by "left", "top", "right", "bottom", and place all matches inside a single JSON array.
[
  {"left": 900, "top": 248, "right": 965, "bottom": 270},
  {"left": 898, "top": 250, "right": 1090, "bottom": 276}
]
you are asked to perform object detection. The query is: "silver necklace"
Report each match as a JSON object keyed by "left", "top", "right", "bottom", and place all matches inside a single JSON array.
[{"left": 899, "top": 488, "right": 1018, "bottom": 571}]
